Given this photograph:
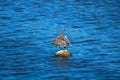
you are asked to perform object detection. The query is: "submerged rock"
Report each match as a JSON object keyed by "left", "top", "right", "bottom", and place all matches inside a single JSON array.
[{"left": 56, "top": 50, "right": 71, "bottom": 57}]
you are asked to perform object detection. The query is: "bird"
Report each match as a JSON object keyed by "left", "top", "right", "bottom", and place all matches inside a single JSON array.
[{"left": 51, "top": 29, "right": 71, "bottom": 49}]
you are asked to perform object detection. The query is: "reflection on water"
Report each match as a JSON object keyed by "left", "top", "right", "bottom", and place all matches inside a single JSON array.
[{"left": 0, "top": 0, "right": 120, "bottom": 80}]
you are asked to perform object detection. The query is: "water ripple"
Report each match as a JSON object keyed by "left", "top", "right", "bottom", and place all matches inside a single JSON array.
[{"left": 0, "top": 0, "right": 120, "bottom": 80}]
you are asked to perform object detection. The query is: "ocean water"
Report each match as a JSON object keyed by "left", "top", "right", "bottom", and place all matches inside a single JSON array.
[{"left": 0, "top": 0, "right": 120, "bottom": 80}]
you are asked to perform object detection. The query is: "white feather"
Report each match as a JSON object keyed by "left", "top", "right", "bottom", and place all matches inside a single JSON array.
[{"left": 64, "top": 36, "right": 72, "bottom": 46}]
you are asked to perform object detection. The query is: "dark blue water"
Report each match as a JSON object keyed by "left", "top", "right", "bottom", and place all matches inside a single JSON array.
[{"left": 0, "top": 0, "right": 120, "bottom": 80}]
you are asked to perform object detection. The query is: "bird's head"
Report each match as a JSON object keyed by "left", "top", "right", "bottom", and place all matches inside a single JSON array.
[{"left": 51, "top": 40, "right": 57, "bottom": 44}]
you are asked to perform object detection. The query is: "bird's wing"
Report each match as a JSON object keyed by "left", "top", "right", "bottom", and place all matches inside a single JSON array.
[
  {"left": 56, "top": 29, "right": 65, "bottom": 40},
  {"left": 64, "top": 36, "right": 72, "bottom": 46},
  {"left": 60, "top": 29, "right": 65, "bottom": 36}
]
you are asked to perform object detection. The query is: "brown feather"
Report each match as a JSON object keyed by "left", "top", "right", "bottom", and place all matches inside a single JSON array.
[{"left": 52, "top": 29, "right": 70, "bottom": 47}]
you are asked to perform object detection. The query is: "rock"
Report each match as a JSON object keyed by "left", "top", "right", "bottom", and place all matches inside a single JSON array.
[{"left": 56, "top": 50, "right": 72, "bottom": 57}]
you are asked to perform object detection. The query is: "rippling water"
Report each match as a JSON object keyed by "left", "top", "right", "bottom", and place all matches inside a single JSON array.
[{"left": 0, "top": 0, "right": 120, "bottom": 80}]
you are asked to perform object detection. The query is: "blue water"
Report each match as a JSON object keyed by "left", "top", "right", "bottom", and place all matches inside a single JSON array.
[{"left": 0, "top": 0, "right": 120, "bottom": 80}]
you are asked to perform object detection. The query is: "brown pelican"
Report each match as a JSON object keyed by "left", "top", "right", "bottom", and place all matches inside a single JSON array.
[{"left": 51, "top": 29, "right": 71, "bottom": 49}]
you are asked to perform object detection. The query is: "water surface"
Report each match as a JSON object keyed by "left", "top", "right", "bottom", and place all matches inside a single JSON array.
[{"left": 0, "top": 0, "right": 120, "bottom": 80}]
